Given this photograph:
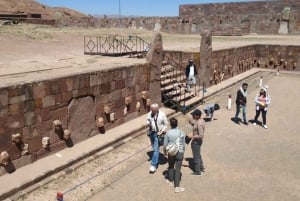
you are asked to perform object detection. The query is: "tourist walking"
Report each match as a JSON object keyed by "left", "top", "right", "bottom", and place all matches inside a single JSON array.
[
  {"left": 163, "top": 118, "right": 185, "bottom": 193},
  {"left": 146, "top": 103, "right": 168, "bottom": 173},
  {"left": 234, "top": 83, "right": 248, "bottom": 125},
  {"left": 187, "top": 109, "right": 205, "bottom": 175},
  {"left": 185, "top": 59, "right": 198, "bottom": 92},
  {"left": 252, "top": 86, "right": 271, "bottom": 129}
]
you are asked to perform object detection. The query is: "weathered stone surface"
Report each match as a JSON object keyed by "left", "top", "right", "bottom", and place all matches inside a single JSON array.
[
  {"left": 0, "top": 89, "right": 8, "bottom": 108},
  {"left": 12, "top": 154, "right": 32, "bottom": 169},
  {"left": 42, "top": 95, "right": 56, "bottom": 108},
  {"left": 28, "top": 136, "right": 42, "bottom": 153},
  {"left": 33, "top": 82, "right": 48, "bottom": 98},
  {"left": 146, "top": 33, "right": 163, "bottom": 104},
  {"left": 68, "top": 96, "right": 96, "bottom": 143},
  {"left": 200, "top": 29, "right": 212, "bottom": 88}
]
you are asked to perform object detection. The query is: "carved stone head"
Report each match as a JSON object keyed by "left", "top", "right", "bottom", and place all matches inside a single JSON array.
[
  {"left": 141, "top": 91, "right": 148, "bottom": 99},
  {"left": 110, "top": 113, "right": 115, "bottom": 122},
  {"left": 146, "top": 98, "right": 151, "bottom": 106},
  {"left": 0, "top": 151, "right": 10, "bottom": 165},
  {"left": 11, "top": 133, "right": 22, "bottom": 144},
  {"left": 63, "top": 129, "right": 71, "bottom": 140},
  {"left": 125, "top": 96, "right": 132, "bottom": 105},
  {"left": 136, "top": 101, "right": 141, "bottom": 112},
  {"left": 53, "top": 120, "right": 62, "bottom": 132},
  {"left": 42, "top": 137, "right": 50, "bottom": 149},
  {"left": 96, "top": 117, "right": 104, "bottom": 128},
  {"left": 104, "top": 106, "right": 111, "bottom": 114}
]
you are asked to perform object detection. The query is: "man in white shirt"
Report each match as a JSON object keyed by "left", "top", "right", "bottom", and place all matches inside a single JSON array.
[
  {"left": 185, "top": 59, "right": 198, "bottom": 92},
  {"left": 146, "top": 103, "right": 168, "bottom": 173}
]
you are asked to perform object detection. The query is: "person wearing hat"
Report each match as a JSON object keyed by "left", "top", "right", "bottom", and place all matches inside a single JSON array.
[
  {"left": 187, "top": 108, "right": 205, "bottom": 175},
  {"left": 185, "top": 59, "right": 198, "bottom": 92},
  {"left": 252, "top": 86, "right": 271, "bottom": 129},
  {"left": 146, "top": 103, "right": 168, "bottom": 173}
]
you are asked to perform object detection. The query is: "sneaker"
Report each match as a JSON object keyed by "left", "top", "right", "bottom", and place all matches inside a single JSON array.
[
  {"left": 175, "top": 187, "right": 185, "bottom": 193},
  {"left": 263, "top": 124, "right": 268, "bottom": 129},
  {"left": 253, "top": 122, "right": 257, "bottom": 126},
  {"left": 165, "top": 179, "right": 173, "bottom": 187},
  {"left": 191, "top": 171, "right": 201, "bottom": 175},
  {"left": 149, "top": 165, "right": 156, "bottom": 173}
]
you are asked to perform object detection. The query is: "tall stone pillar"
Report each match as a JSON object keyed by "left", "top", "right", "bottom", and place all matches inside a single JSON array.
[
  {"left": 200, "top": 30, "right": 212, "bottom": 88},
  {"left": 279, "top": 7, "right": 291, "bottom": 35},
  {"left": 146, "top": 33, "right": 164, "bottom": 105}
]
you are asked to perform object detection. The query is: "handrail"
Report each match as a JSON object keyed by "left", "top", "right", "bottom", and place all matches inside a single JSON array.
[{"left": 84, "top": 35, "right": 149, "bottom": 56}]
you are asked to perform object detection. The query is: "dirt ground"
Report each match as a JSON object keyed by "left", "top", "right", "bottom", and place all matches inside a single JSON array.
[{"left": 1, "top": 24, "right": 300, "bottom": 67}]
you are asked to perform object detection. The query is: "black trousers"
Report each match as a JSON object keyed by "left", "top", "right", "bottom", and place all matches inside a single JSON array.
[{"left": 254, "top": 108, "right": 267, "bottom": 125}]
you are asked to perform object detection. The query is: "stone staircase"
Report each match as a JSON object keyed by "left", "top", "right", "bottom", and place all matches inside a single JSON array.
[{"left": 161, "top": 60, "right": 203, "bottom": 113}]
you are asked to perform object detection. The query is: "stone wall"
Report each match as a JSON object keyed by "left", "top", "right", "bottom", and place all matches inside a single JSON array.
[
  {"left": 164, "top": 44, "right": 299, "bottom": 88},
  {"left": 179, "top": 0, "right": 300, "bottom": 35},
  {"left": 0, "top": 64, "right": 151, "bottom": 175},
  {"left": 94, "top": 0, "right": 300, "bottom": 35},
  {"left": 256, "top": 45, "right": 300, "bottom": 70}
]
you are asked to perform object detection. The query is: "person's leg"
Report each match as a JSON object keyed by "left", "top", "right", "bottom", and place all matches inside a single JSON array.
[
  {"left": 168, "top": 156, "right": 176, "bottom": 183},
  {"left": 174, "top": 152, "right": 184, "bottom": 187},
  {"left": 242, "top": 105, "right": 247, "bottom": 123},
  {"left": 150, "top": 133, "right": 159, "bottom": 168},
  {"left": 235, "top": 104, "right": 240, "bottom": 121},
  {"left": 254, "top": 108, "right": 261, "bottom": 123},
  {"left": 191, "top": 142, "right": 201, "bottom": 173},
  {"left": 262, "top": 109, "right": 267, "bottom": 125},
  {"left": 199, "top": 141, "right": 204, "bottom": 171}
]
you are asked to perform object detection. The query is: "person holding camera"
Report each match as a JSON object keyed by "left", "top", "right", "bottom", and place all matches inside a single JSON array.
[{"left": 146, "top": 103, "right": 168, "bottom": 173}]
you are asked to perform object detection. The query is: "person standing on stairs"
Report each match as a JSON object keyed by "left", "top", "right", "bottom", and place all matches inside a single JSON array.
[{"left": 185, "top": 59, "right": 198, "bottom": 92}]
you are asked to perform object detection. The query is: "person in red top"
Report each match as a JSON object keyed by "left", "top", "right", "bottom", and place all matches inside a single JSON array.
[{"left": 252, "top": 86, "right": 271, "bottom": 129}]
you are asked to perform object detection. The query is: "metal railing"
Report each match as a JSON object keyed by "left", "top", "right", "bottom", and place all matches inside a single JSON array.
[
  {"left": 84, "top": 35, "right": 149, "bottom": 57},
  {"left": 161, "top": 55, "right": 202, "bottom": 113}
]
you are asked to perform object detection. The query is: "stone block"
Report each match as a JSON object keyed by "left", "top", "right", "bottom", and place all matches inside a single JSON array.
[
  {"left": 49, "top": 141, "right": 66, "bottom": 152},
  {"left": 35, "top": 98, "right": 43, "bottom": 109},
  {"left": 28, "top": 136, "right": 42, "bottom": 153},
  {"left": 0, "top": 115, "right": 24, "bottom": 133},
  {"left": 68, "top": 96, "right": 96, "bottom": 143},
  {"left": 8, "top": 95, "right": 26, "bottom": 105},
  {"left": 62, "top": 91, "right": 73, "bottom": 103},
  {"left": 36, "top": 148, "right": 51, "bottom": 160},
  {"left": 33, "top": 82, "right": 48, "bottom": 98},
  {"left": 42, "top": 95, "right": 56, "bottom": 108},
  {"left": 9, "top": 102, "right": 24, "bottom": 116},
  {"left": 65, "top": 78, "right": 74, "bottom": 91},
  {"left": 50, "top": 80, "right": 61, "bottom": 95},
  {"left": 49, "top": 130, "right": 62, "bottom": 144},
  {"left": 12, "top": 154, "right": 32, "bottom": 169},
  {"left": 0, "top": 133, "right": 12, "bottom": 152},
  {"left": 24, "top": 100, "right": 35, "bottom": 113},
  {"left": 99, "top": 82, "right": 111, "bottom": 94},
  {"left": 23, "top": 84, "right": 34, "bottom": 101},
  {"left": 8, "top": 85, "right": 23, "bottom": 97},
  {"left": 79, "top": 75, "right": 90, "bottom": 89},
  {"left": 24, "top": 112, "right": 35, "bottom": 126},
  {"left": 50, "top": 107, "right": 68, "bottom": 120},
  {"left": 115, "top": 80, "right": 125, "bottom": 90},
  {"left": 0, "top": 106, "right": 8, "bottom": 119},
  {"left": 40, "top": 107, "right": 51, "bottom": 121},
  {"left": 22, "top": 127, "right": 31, "bottom": 141},
  {"left": 7, "top": 144, "right": 21, "bottom": 160}
]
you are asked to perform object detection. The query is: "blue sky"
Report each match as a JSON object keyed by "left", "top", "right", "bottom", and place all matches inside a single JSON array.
[{"left": 36, "top": 0, "right": 254, "bottom": 16}]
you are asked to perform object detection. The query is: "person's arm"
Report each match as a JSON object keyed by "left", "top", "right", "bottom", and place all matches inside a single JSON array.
[
  {"left": 254, "top": 94, "right": 260, "bottom": 104},
  {"left": 266, "top": 95, "right": 271, "bottom": 105},
  {"left": 159, "top": 112, "right": 168, "bottom": 134}
]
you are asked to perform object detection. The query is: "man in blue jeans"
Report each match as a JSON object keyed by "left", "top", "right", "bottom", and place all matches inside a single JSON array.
[
  {"left": 234, "top": 83, "right": 248, "bottom": 125},
  {"left": 147, "top": 103, "right": 168, "bottom": 173}
]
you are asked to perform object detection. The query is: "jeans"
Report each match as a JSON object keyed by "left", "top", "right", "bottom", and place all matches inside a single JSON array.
[
  {"left": 168, "top": 152, "right": 184, "bottom": 187},
  {"left": 254, "top": 108, "right": 267, "bottom": 125},
  {"left": 191, "top": 140, "right": 204, "bottom": 173},
  {"left": 149, "top": 131, "right": 160, "bottom": 167},
  {"left": 235, "top": 104, "right": 247, "bottom": 122}
]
